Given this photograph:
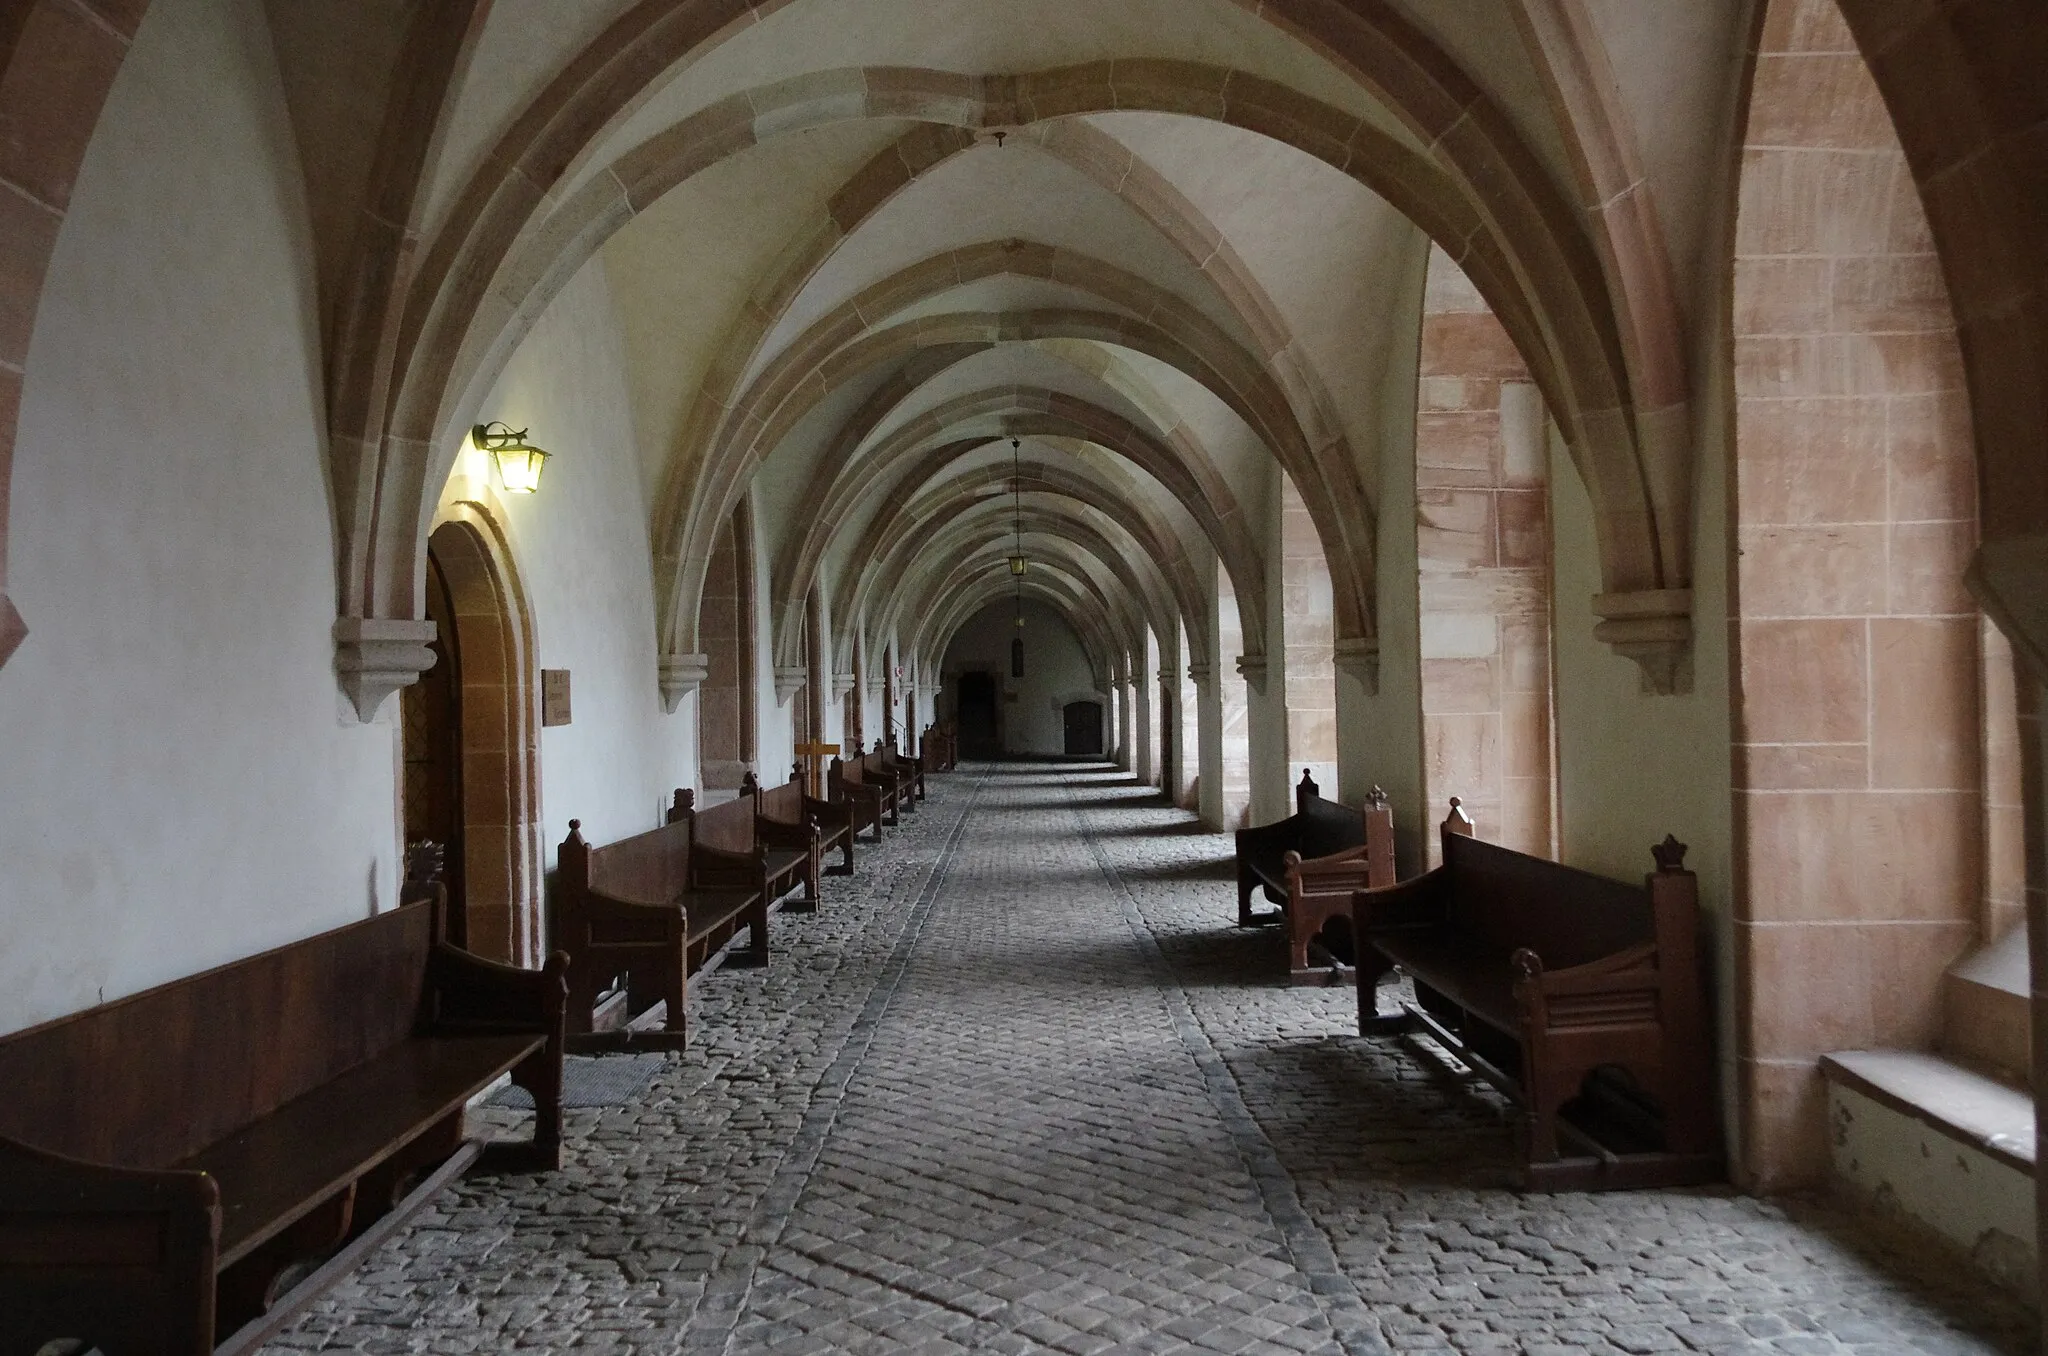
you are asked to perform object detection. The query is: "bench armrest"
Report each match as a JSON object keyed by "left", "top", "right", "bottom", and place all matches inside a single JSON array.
[
  {"left": 1352, "top": 868, "right": 1447, "bottom": 931},
  {"left": 428, "top": 942, "right": 569, "bottom": 1035},
  {"left": 0, "top": 1134, "right": 220, "bottom": 1353},
  {"left": 1289, "top": 842, "right": 1370, "bottom": 879}
]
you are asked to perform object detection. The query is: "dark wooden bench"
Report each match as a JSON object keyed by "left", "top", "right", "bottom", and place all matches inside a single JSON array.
[
  {"left": 876, "top": 739, "right": 926, "bottom": 802},
  {"left": 756, "top": 766, "right": 857, "bottom": 878},
  {"left": 682, "top": 785, "right": 815, "bottom": 913},
  {"left": 922, "top": 722, "right": 957, "bottom": 772},
  {"left": 554, "top": 811, "right": 766, "bottom": 1052},
  {"left": 1353, "top": 807, "right": 1718, "bottom": 1190},
  {"left": 1274, "top": 785, "right": 1397, "bottom": 984},
  {"left": 824, "top": 754, "right": 887, "bottom": 843},
  {"left": 1234, "top": 770, "right": 1372, "bottom": 927},
  {"left": 0, "top": 899, "right": 565, "bottom": 1356},
  {"left": 859, "top": 741, "right": 919, "bottom": 816},
  {"left": 832, "top": 752, "right": 904, "bottom": 829}
]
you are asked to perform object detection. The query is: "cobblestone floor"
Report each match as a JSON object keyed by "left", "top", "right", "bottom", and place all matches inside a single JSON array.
[{"left": 268, "top": 764, "right": 2033, "bottom": 1356}]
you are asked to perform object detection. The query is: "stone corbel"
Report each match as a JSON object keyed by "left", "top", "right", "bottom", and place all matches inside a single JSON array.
[
  {"left": 831, "top": 670, "right": 857, "bottom": 700},
  {"left": 1186, "top": 660, "right": 1215, "bottom": 690},
  {"left": 658, "top": 653, "right": 710, "bottom": 713},
  {"left": 1592, "top": 589, "right": 1692, "bottom": 695},
  {"left": 773, "top": 665, "right": 808, "bottom": 706},
  {"left": 1332, "top": 636, "right": 1379, "bottom": 695},
  {"left": 1233, "top": 654, "right": 1269, "bottom": 696},
  {"left": 335, "top": 617, "right": 437, "bottom": 722}
]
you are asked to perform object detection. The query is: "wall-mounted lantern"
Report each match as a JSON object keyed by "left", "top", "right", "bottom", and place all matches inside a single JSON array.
[{"left": 471, "top": 422, "right": 551, "bottom": 495}]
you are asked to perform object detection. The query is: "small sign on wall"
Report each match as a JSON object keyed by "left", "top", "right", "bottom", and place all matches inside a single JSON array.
[{"left": 542, "top": 669, "right": 572, "bottom": 726}]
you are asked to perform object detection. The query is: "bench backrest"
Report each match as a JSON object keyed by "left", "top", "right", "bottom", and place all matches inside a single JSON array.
[
  {"left": 686, "top": 784, "right": 757, "bottom": 855},
  {"left": 1439, "top": 831, "right": 1653, "bottom": 967},
  {"left": 560, "top": 815, "right": 692, "bottom": 909},
  {"left": 0, "top": 902, "right": 436, "bottom": 1169},
  {"left": 750, "top": 771, "right": 805, "bottom": 825}
]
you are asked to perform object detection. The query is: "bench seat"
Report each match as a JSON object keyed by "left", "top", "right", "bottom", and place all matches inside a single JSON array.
[
  {"left": 186, "top": 1033, "right": 542, "bottom": 1268},
  {"left": 1369, "top": 930, "right": 1518, "bottom": 1033},
  {"left": 0, "top": 900, "right": 565, "bottom": 1355},
  {"left": 684, "top": 888, "right": 765, "bottom": 957},
  {"left": 1354, "top": 814, "right": 1719, "bottom": 1191}
]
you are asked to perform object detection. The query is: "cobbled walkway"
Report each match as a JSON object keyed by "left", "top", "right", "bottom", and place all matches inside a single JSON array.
[{"left": 268, "top": 765, "right": 2033, "bottom": 1356}]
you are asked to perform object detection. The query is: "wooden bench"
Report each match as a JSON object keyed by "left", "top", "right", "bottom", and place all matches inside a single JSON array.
[
  {"left": 1275, "top": 786, "right": 1397, "bottom": 984},
  {"left": 756, "top": 766, "right": 857, "bottom": 878},
  {"left": 0, "top": 899, "right": 565, "bottom": 1356},
  {"left": 1352, "top": 807, "right": 1718, "bottom": 1190},
  {"left": 1234, "top": 770, "right": 1372, "bottom": 928},
  {"left": 874, "top": 739, "right": 926, "bottom": 803},
  {"left": 823, "top": 754, "right": 887, "bottom": 843},
  {"left": 682, "top": 785, "right": 816, "bottom": 913},
  {"left": 922, "top": 722, "right": 957, "bottom": 772},
  {"left": 833, "top": 752, "right": 906, "bottom": 829},
  {"left": 554, "top": 811, "right": 767, "bottom": 1052}
]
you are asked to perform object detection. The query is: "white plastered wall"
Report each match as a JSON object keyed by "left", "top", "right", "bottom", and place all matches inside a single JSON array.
[
  {"left": 943, "top": 599, "right": 1096, "bottom": 756},
  {"left": 0, "top": 0, "right": 402, "bottom": 1034},
  {"left": 467, "top": 257, "right": 692, "bottom": 859}
]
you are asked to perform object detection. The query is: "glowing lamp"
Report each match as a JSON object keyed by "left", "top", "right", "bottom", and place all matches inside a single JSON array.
[
  {"left": 472, "top": 422, "right": 551, "bottom": 495},
  {"left": 1008, "top": 554, "right": 1028, "bottom": 576}
]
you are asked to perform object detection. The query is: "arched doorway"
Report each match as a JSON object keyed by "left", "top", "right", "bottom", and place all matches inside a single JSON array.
[
  {"left": 957, "top": 670, "right": 999, "bottom": 759},
  {"left": 399, "top": 516, "right": 543, "bottom": 966}
]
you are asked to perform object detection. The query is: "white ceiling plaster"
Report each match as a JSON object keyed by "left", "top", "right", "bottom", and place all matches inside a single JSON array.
[
  {"left": 599, "top": 120, "right": 912, "bottom": 498},
  {"left": 565, "top": 0, "right": 1416, "bottom": 205},
  {"left": 750, "top": 142, "right": 1244, "bottom": 381},
  {"left": 876, "top": 279, "right": 1146, "bottom": 336},
  {"left": 864, "top": 345, "right": 1156, "bottom": 444},
  {"left": 420, "top": 0, "right": 643, "bottom": 244},
  {"left": 1087, "top": 112, "right": 1422, "bottom": 492}
]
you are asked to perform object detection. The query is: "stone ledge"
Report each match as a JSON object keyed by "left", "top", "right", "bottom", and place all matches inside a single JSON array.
[{"left": 1820, "top": 1049, "right": 2033, "bottom": 1176}]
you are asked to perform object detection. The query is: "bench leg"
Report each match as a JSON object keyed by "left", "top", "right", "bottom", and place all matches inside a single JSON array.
[
  {"left": 1357, "top": 953, "right": 1407, "bottom": 1034},
  {"left": 748, "top": 904, "right": 770, "bottom": 965},
  {"left": 1236, "top": 868, "right": 1257, "bottom": 927},
  {"left": 662, "top": 955, "right": 688, "bottom": 1050},
  {"left": 833, "top": 834, "right": 856, "bottom": 875}
]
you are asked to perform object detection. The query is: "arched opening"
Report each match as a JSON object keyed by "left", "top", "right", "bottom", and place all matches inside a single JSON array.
[
  {"left": 401, "top": 516, "right": 542, "bottom": 966},
  {"left": 1276, "top": 474, "right": 1339, "bottom": 808},
  {"left": 1415, "top": 247, "right": 1558, "bottom": 865},
  {"left": 697, "top": 503, "right": 758, "bottom": 797}
]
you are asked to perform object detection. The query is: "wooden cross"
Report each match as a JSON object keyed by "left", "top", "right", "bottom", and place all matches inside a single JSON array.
[{"left": 793, "top": 741, "right": 841, "bottom": 798}]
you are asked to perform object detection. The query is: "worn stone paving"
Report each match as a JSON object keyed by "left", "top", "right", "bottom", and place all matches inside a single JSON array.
[{"left": 268, "top": 764, "right": 2032, "bottom": 1356}]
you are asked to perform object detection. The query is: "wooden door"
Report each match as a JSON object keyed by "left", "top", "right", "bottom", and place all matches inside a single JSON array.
[
  {"left": 400, "top": 551, "right": 465, "bottom": 943},
  {"left": 1062, "top": 700, "right": 1103, "bottom": 756}
]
